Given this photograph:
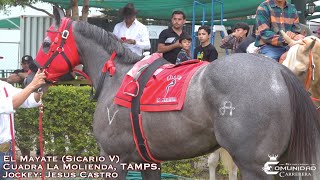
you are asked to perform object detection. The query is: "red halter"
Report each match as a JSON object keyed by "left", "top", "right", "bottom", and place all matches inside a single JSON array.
[{"left": 34, "top": 18, "right": 80, "bottom": 82}]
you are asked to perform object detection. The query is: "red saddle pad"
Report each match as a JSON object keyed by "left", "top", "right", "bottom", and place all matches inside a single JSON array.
[{"left": 114, "top": 60, "right": 209, "bottom": 112}]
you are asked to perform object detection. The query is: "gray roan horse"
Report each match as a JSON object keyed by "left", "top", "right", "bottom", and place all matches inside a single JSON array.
[{"left": 30, "top": 7, "right": 320, "bottom": 179}]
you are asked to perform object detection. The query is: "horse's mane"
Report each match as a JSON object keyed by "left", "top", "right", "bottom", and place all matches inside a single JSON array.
[{"left": 73, "top": 21, "right": 142, "bottom": 64}]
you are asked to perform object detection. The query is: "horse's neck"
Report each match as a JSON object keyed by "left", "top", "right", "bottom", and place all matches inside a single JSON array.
[
  {"left": 72, "top": 22, "right": 140, "bottom": 89},
  {"left": 75, "top": 40, "right": 132, "bottom": 89},
  {"left": 88, "top": 56, "right": 131, "bottom": 90}
]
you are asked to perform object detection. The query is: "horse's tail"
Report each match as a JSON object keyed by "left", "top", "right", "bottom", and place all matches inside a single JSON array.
[{"left": 281, "top": 69, "right": 320, "bottom": 178}]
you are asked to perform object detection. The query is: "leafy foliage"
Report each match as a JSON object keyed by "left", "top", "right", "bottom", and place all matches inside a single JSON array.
[
  {"left": 15, "top": 86, "right": 99, "bottom": 156},
  {"left": 162, "top": 157, "right": 203, "bottom": 178},
  {"left": 0, "top": 0, "right": 38, "bottom": 10},
  {"left": 217, "top": 160, "right": 229, "bottom": 176},
  {"left": 0, "top": 0, "right": 53, "bottom": 17}
]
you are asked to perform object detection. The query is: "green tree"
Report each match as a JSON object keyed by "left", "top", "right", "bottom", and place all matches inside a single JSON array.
[
  {"left": 0, "top": 0, "right": 90, "bottom": 21},
  {"left": 0, "top": 0, "right": 53, "bottom": 17}
]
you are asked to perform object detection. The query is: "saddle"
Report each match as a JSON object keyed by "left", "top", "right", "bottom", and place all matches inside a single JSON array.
[{"left": 114, "top": 58, "right": 209, "bottom": 111}]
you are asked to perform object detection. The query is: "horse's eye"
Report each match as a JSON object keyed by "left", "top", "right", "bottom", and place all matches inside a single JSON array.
[
  {"left": 43, "top": 41, "right": 51, "bottom": 48},
  {"left": 42, "top": 37, "right": 51, "bottom": 53}
]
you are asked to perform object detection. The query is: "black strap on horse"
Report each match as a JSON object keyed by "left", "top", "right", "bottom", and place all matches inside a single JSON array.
[{"left": 130, "top": 57, "right": 168, "bottom": 163}]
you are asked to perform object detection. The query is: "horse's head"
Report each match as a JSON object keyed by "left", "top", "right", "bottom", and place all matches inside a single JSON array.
[
  {"left": 282, "top": 31, "right": 320, "bottom": 102},
  {"left": 31, "top": 6, "right": 80, "bottom": 83}
]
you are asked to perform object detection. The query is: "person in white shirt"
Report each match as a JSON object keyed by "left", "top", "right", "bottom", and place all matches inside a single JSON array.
[
  {"left": 112, "top": 3, "right": 151, "bottom": 56},
  {"left": 0, "top": 69, "right": 46, "bottom": 179}
]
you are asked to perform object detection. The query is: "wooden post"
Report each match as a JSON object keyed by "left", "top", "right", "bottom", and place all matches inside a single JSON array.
[
  {"left": 71, "top": 0, "right": 79, "bottom": 21},
  {"left": 82, "top": 0, "right": 89, "bottom": 21},
  {"left": 291, "top": 0, "right": 306, "bottom": 24}
]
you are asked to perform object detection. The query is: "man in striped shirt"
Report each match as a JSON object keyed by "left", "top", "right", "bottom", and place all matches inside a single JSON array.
[{"left": 255, "top": 0, "right": 304, "bottom": 61}]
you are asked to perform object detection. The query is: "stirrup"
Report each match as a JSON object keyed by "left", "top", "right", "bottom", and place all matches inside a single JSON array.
[{"left": 123, "top": 80, "right": 139, "bottom": 97}]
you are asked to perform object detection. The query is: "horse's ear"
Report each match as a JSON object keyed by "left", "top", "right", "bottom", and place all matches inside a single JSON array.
[
  {"left": 303, "top": 38, "right": 316, "bottom": 53},
  {"left": 280, "top": 30, "right": 294, "bottom": 45},
  {"left": 53, "top": 6, "right": 65, "bottom": 28}
]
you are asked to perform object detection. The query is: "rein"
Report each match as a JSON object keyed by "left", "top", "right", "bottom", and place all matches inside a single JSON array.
[
  {"left": 304, "top": 49, "right": 315, "bottom": 90},
  {"left": 38, "top": 94, "right": 45, "bottom": 180},
  {"left": 32, "top": 17, "right": 117, "bottom": 178},
  {"left": 304, "top": 48, "right": 320, "bottom": 109},
  {"left": 3, "top": 87, "right": 22, "bottom": 180}
]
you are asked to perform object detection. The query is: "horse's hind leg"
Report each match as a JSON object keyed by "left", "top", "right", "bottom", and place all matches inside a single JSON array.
[
  {"left": 140, "top": 163, "right": 161, "bottom": 180},
  {"left": 208, "top": 150, "right": 220, "bottom": 180}
]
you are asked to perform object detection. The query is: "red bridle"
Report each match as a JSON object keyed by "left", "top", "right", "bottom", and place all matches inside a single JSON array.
[
  {"left": 34, "top": 18, "right": 80, "bottom": 82},
  {"left": 304, "top": 48, "right": 320, "bottom": 109},
  {"left": 304, "top": 49, "right": 315, "bottom": 90},
  {"left": 35, "top": 17, "right": 118, "bottom": 99}
]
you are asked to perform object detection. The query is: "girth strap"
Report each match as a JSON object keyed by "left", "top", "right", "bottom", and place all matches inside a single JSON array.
[{"left": 130, "top": 57, "right": 168, "bottom": 163}]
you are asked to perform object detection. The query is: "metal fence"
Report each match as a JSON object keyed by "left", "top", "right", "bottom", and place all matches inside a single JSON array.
[
  {"left": 20, "top": 16, "right": 53, "bottom": 58},
  {"left": 0, "top": 41, "right": 20, "bottom": 70},
  {"left": 0, "top": 70, "right": 15, "bottom": 78}
]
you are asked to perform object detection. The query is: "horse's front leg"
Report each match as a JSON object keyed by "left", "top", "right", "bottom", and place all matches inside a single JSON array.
[{"left": 140, "top": 163, "right": 161, "bottom": 180}]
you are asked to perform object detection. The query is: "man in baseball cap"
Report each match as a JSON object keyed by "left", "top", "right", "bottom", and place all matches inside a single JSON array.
[
  {"left": 313, "top": 27, "right": 320, "bottom": 38},
  {"left": 21, "top": 55, "right": 33, "bottom": 64},
  {"left": 7, "top": 55, "right": 33, "bottom": 85}
]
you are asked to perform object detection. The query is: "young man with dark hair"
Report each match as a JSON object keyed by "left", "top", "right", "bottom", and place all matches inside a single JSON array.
[
  {"left": 235, "top": 24, "right": 257, "bottom": 53},
  {"left": 220, "top": 22, "right": 250, "bottom": 54},
  {"left": 194, "top": 25, "right": 218, "bottom": 62},
  {"left": 157, "top": 11, "right": 189, "bottom": 64}
]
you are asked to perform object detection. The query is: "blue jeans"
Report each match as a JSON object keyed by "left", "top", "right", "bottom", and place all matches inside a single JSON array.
[
  {"left": 260, "top": 44, "right": 288, "bottom": 62},
  {"left": 0, "top": 142, "right": 13, "bottom": 180}
]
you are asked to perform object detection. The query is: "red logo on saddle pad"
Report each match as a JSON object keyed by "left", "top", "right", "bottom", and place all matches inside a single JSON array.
[{"left": 114, "top": 60, "right": 208, "bottom": 111}]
